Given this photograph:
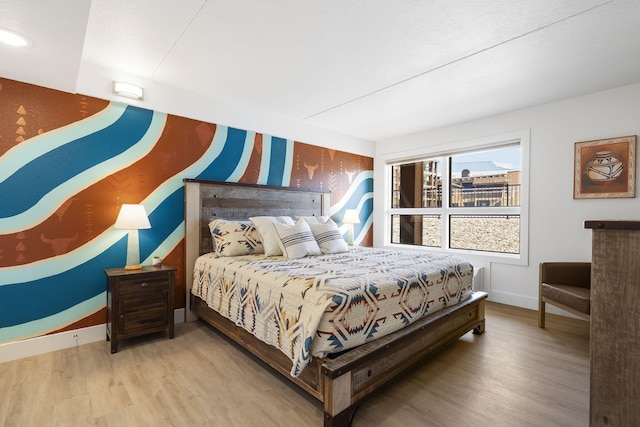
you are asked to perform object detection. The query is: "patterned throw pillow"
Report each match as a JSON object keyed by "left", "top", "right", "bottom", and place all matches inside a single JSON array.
[
  {"left": 209, "top": 219, "right": 264, "bottom": 257},
  {"left": 272, "top": 221, "right": 322, "bottom": 259},
  {"left": 249, "top": 216, "right": 295, "bottom": 256},
  {"left": 308, "top": 222, "right": 348, "bottom": 254}
]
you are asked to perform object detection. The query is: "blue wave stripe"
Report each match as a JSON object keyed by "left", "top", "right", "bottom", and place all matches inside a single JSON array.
[
  {"left": 354, "top": 197, "right": 374, "bottom": 241},
  {"left": 266, "top": 137, "right": 290, "bottom": 186},
  {"left": 0, "top": 103, "right": 126, "bottom": 182},
  {"left": 0, "top": 240, "right": 124, "bottom": 328},
  {"left": 227, "top": 131, "right": 256, "bottom": 182},
  {"left": 333, "top": 176, "right": 374, "bottom": 220},
  {"left": 142, "top": 220, "right": 185, "bottom": 266},
  {"left": 330, "top": 171, "right": 373, "bottom": 214},
  {"left": 331, "top": 175, "right": 374, "bottom": 241},
  {"left": 0, "top": 293, "right": 105, "bottom": 343},
  {"left": 0, "top": 106, "right": 154, "bottom": 218},
  {"left": 197, "top": 127, "right": 248, "bottom": 181},
  {"left": 139, "top": 187, "right": 185, "bottom": 261}
]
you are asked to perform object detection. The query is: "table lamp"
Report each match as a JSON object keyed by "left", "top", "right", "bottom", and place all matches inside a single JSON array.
[
  {"left": 343, "top": 209, "right": 360, "bottom": 246},
  {"left": 114, "top": 204, "right": 151, "bottom": 270}
]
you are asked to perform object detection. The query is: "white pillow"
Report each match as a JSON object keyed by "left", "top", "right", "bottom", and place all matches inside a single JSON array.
[
  {"left": 308, "top": 222, "right": 348, "bottom": 254},
  {"left": 273, "top": 221, "right": 322, "bottom": 259},
  {"left": 249, "top": 216, "right": 295, "bottom": 256},
  {"left": 296, "top": 215, "right": 337, "bottom": 227},
  {"left": 209, "top": 219, "right": 264, "bottom": 257}
]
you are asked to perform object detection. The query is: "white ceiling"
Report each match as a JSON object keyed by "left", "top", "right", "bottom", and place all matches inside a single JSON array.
[{"left": 1, "top": 0, "right": 640, "bottom": 142}]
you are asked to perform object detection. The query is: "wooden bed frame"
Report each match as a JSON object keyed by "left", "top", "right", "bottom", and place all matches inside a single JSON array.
[{"left": 184, "top": 179, "right": 487, "bottom": 427}]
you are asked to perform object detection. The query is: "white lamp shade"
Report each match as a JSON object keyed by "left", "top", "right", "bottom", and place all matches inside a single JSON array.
[
  {"left": 114, "top": 204, "right": 151, "bottom": 230},
  {"left": 343, "top": 209, "right": 360, "bottom": 224}
]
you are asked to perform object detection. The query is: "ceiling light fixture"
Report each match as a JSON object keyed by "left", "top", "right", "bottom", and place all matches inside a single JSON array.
[
  {"left": 112, "top": 81, "right": 144, "bottom": 100},
  {"left": 0, "top": 29, "right": 32, "bottom": 47}
]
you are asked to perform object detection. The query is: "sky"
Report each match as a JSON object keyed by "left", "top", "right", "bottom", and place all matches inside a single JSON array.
[{"left": 451, "top": 145, "right": 521, "bottom": 170}]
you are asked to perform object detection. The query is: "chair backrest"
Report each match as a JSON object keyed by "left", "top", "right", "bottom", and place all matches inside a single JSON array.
[{"left": 539, "top": 262, "right": 591, "bottom": 289}]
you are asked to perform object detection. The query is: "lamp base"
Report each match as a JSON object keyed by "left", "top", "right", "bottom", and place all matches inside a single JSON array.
[{"left": 124, "top": 230, "right": 142, "bottom": 271}]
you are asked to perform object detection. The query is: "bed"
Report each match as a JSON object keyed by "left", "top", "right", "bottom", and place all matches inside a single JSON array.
[{"left": 184, "top": 179, "right": 487, "bottom": 427}]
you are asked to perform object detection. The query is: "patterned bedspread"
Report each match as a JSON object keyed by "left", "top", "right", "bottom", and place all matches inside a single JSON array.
[{"left": 191, "top": 247, "right": 474, "bottom": 377}]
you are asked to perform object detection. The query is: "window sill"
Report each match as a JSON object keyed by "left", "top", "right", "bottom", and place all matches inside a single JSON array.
[{"left": 380, "top": 243, "right": 528, "bottom": 266}]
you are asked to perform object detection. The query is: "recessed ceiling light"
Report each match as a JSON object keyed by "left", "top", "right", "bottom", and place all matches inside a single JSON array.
[{"left": 0, "top": 29, "right": 32, "bottom": 47}]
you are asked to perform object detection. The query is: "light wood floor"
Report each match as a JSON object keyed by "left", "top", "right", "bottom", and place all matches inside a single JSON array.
[{"left": 0, "top": 302, "right": 589, "bottom": 427}]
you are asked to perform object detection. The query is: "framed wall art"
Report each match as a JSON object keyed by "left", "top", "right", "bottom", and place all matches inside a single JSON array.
[{"left": 574, "top": 135, "right": 636, "bottom": 199}]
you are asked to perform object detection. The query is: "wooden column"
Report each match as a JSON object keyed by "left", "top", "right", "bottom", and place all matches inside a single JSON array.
[
  {"left": 585, "top": 220, "right": 640, "bottom": 426},
  {"left": 399, "top": 163, "right": 423, "bottom": 244}
]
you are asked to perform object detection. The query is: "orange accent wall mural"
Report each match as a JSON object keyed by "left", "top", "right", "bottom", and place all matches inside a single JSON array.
[{"left": 0, "top": 78, "right": 373, "bottom": 344}]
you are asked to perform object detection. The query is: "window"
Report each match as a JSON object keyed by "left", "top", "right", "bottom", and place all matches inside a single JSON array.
[{"left": 387, "top": 133, "right": 528, "bottom": 262}]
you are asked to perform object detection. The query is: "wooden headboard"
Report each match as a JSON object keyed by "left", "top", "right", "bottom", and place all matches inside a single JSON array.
[{"left": 183, "top": 179, "right": 330, "bottom": 321}]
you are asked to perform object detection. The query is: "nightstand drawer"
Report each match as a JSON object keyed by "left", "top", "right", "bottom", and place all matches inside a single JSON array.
[{"left": 119, "top": 275, "right": 169, "bottom": 295}]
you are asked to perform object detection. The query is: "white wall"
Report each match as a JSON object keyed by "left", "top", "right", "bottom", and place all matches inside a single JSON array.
[
  {"left": 75, "top": 62, "right": 376, "bottom": 158},
  {"left": 375, "top": 82, "right": 640, "bottom": 311}
]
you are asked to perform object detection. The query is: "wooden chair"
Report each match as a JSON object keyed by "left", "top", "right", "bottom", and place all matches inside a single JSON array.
[{"left": 538, "top": 262, "right": 591, "bottom": 328}]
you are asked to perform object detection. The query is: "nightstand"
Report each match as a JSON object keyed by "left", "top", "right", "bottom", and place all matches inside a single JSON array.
[{"left": 105, "top": 265, "right": 176, "bottom": 353}]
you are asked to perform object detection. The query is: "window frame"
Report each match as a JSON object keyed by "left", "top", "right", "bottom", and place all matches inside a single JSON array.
[{"left": 382, "top": 129, "right": 530, "bottom": 266}]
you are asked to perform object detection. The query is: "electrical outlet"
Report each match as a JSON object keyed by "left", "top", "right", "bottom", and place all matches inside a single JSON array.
[{"left": 73, "top": 333, "right": 78, "bottom": 345}]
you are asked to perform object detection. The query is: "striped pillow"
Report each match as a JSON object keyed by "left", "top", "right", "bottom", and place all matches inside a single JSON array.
[
  {"left": 273, "top": 221, "right": 321, "bottom": 259},
  {"left": 249, "top": 216, "right": 295, "bottom": 256},
  {"left": 308, "top": 222, "right": 348, "bottom": 254}
]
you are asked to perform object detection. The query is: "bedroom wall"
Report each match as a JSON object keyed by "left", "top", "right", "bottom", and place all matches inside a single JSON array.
[
  {"left": 0, "top": 77, "right": 374, "bottom": 357},
  {"left": 374, "top": 82, "right": 640, "bottom": 311}
]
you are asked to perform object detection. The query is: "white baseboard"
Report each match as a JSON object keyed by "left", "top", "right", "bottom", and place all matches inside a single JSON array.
[
  {"left": 174, "top": 308, "right": 185, "bottom": 324},
  {"left": 0, "top": 309, "right": 185, "bottom": 364},
  {"left": 486, "top": 290, "right": 583, "bottom": 320},
  {"left": 486, "top": 289, "right": 538, "bottom": 310},
  {"left": 0, "top": 324, "right": 105, "bottom": 364}
]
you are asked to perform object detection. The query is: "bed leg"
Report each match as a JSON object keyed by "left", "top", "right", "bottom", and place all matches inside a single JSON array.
[
  {"left": 472, "top": 298, "right": 486, "bottom": 334},
  {"left": 324, "top": 371, "right": 358, "bottom": 427},
  {"left": 324, "top": 405, "right": 359, "bottom": 427}
]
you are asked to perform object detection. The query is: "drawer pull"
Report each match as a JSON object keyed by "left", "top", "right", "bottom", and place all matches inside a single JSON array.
[{"left": 140, "top": 282, "right": 150, "bottom": 288}]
